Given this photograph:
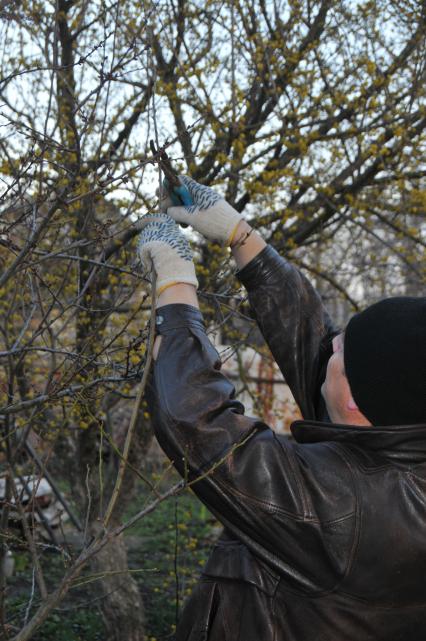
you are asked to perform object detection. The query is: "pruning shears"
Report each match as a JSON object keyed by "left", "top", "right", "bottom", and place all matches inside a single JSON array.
[{"left": 149, "top": 139, "right": 194, "bottom": 208}]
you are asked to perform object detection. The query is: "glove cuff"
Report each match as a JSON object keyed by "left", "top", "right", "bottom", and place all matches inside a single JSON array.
[
  {"left": 212, "top": 201, "right": 244, "bottom": 246},
  {"left": 157, "top": 275, "right": 199, "bottom": 296}
]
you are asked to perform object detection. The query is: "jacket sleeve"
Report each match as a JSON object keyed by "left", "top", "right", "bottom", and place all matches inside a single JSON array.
[
  {"left": 146, "top": 304, "right": 355, "bottom": 589},
  {"left": 237, "top": 245, "right": 339, "bottom": 420}
]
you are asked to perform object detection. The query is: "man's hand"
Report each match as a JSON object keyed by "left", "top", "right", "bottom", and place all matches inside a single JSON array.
[
  {"left": 138, "top": 213, "right": 198, "bottom": 295},
  {"left": 165, "top": 176, "right": 243, "bottom": 246}
]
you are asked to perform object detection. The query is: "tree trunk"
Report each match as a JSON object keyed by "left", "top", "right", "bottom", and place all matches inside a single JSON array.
[
  {"left": 83, "top": 405, "right": 152, "bottom": 641},
  {"left": 90, "top": 525, "right": 145, "bottom": 641}
]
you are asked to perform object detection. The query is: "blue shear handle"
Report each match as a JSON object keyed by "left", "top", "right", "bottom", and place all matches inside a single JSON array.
[{"left": 164, "top": 178, "right": 194, "bottom": 207}]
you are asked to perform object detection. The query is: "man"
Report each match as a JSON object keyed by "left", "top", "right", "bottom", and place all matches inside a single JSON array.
[{"left": 139, "top": 176, "right": 426, "bottom": 641}]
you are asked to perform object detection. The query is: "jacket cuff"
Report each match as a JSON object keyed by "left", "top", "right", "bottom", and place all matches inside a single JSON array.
[
  {"left": 236, "top": 245, "right": 285, "bottom": 288},
  {"left": 154, "top": 304, "right": 205, "bottom": 334}
]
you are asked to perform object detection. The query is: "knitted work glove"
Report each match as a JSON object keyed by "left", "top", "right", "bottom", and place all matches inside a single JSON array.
[
  {"left": 138, "top": 214, "right": 198, "bottom": 294},
  {"left": 166, "top": 176, "right": 243, "bottom": 246}
]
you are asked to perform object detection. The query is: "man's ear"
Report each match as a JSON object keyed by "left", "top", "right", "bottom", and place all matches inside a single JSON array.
[
  {"left": 347, "top": 396, "right": 359, "bottom": 412},
  {"left": 347, "top": 394, "right": 372, "bottom": 427}
]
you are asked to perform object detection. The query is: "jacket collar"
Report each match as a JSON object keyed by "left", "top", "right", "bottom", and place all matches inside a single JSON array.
[{"left": 291, "top": 420, "right": 426, "bottom": 463}]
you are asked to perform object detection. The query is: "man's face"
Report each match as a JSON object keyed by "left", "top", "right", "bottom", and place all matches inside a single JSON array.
[{"left": 321, "top": 333, "right": 354, "bottom": 424}]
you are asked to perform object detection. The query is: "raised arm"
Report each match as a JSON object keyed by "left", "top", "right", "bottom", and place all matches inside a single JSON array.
[{"left": 236, "top": 243, "right": 338, "bottom": 420}]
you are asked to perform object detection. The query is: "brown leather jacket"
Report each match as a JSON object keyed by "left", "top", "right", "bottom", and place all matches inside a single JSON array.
[{"left": 147, "top": 246, "right": 426, "bottom": 641}]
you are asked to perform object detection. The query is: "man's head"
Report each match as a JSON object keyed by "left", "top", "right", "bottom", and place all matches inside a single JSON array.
[{"left": 321, "top": 297, "right": 426, "bottom": 427}]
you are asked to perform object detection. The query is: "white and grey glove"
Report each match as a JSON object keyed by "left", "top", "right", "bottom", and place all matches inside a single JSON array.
[
  {"left": 166, "top": 176, "right": 243, "bottom": 246},
  {"left": 138, "top": 213, "right": 198, "bottom": 294}
]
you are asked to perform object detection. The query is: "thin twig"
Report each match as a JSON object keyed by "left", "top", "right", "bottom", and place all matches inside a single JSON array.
[
  {"left": 0, "top": 375, "right": 140, "bottom": 417},
  {"left": 103, "top": 271, "right": 157, "bottom": 526},
  {"left": 104, "top": 40, "right": 162, "bottom": 526},
  {"left": 8, "top": 472, "right": 48, "bottom": 600},
  {"left": 83, "top": 465, "right": 92, "bottom": 547},
  {"left": 23, "top": 569, "right": 36, "bottom": 627},
  {"left": 0, "top": 188, "right": 69, "bottom": 290}
]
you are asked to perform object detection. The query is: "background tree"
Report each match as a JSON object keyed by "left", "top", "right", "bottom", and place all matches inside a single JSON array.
[{"left": 0, "top": 0, "right": 425, "bottom": 639}]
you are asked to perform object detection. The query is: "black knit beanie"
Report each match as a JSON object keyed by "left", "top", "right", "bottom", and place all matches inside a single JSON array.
[{"left": 344, "top": 297, "right": 426, "bottom": 426}]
